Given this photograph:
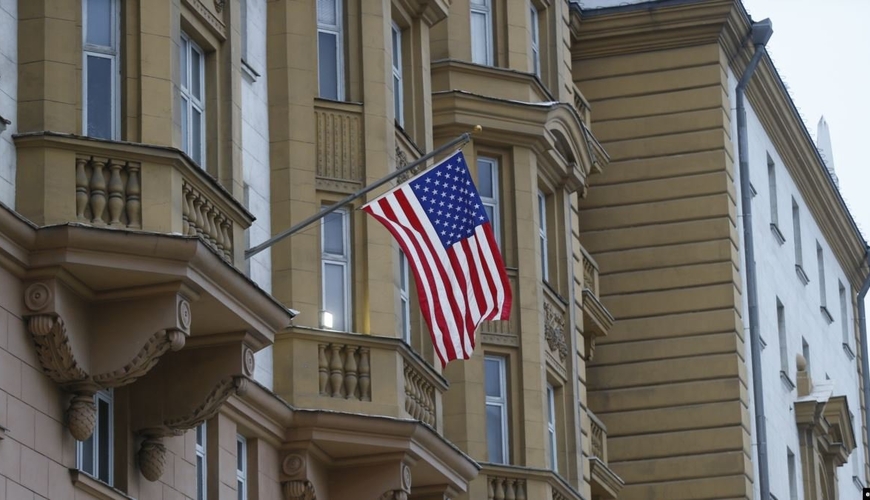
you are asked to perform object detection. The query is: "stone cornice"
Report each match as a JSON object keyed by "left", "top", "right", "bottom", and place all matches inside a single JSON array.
[{"left": 393, "top": 0, "right": 450, "bottom": 26}]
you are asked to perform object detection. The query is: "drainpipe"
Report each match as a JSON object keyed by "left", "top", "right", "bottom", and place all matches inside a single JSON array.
[
  {"left": 736, "top": 18, "right": 773, "bottom": 500},
  {"left": 857, "top": 248, "right": 870, "bottom": 484}
]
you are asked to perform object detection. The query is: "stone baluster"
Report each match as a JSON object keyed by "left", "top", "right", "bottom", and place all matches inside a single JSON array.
[
  {"left": 181, "top": 184, "right": 192, "bottom": 235},
  {"left": 516, "top": 481, "right": 526, "bottom": 500},
  {"left": 192, "top": 196, "right": 205, "bottom": 237},
  {"left": 211, "top": 208, "right": 224, "bottom": 252},
  {"left": 318, "top": 345, "right": 328, "bottom": 395},
  {"left": 343, "top": 346, "right": 358, "bottom": 399},
  {"left": 221, "top": 219, "right": 232, "bottom": 260},
  {"left": 106, "top": 160, "right": 125, "bottom": 226},
  {"left": 505, "top": 480, "right": 516, "bottom": 500},
  {"left": 89, "top": 159, "right": 107, "bottom": 224},
  {"left": 126, "top": 164, "right": 141, "bottom": 229},
  {"left": 492, "top": 478, "right": 505, "bottom": 500},
  {"left": 358, "top": 347, "right": 371, "bottom": 401},
  {"left": 488, "top": 479, "right": 495, "bottom": 500},
  {"left": 329, "top": 344, "right": 343, "bottom": 397},
  {"left": 75, "top": 158, "right": 89, "bottom": 221},
  {"left": 207, "top": 203, "right": 219, "bottom": 247}
]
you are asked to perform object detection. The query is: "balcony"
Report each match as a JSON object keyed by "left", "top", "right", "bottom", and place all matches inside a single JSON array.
[
  {"left": 481, "top": 463, "right": 584, "bottom": 500},
  {"left": 580, "top": 247, "right": 613, "bottom": 360},
  {"left": 314, "top": 99, "right": 365, "bottom": 193},
  {"left": 588, "top": 410, "right": 624, "bottom": 500},
  {"left": 274, "top": 326, "right": 447, "bottom": 432},
  {"left": 13, "top": 132, "right": 253, "bottom": 267},
  {"left": 572, "top": 84, "right": 592, "bottom": 128}
]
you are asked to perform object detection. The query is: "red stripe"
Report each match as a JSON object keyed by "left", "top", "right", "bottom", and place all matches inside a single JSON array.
[
  {"left": 470, "top": 226, "right": 500, "bottom": 321},
  {"left": 483, "top": 223, "right": 512, "bottom": 320}
]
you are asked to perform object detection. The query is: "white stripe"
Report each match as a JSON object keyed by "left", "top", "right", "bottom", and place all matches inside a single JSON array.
[
  {"left": 475, "top": 225, "right": 506, "bottom": 318},
  {"left": 465, "top": 234, "right": 496, "bottom": 322},
  {"left": 396, "top": 187, "right": 473, "bottom": 357},
  {"left": 367, "top": 200, "right": 450, "bottom": 362}
]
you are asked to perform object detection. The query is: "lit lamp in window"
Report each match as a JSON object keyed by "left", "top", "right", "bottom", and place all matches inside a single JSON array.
[{"left": 320, "top": 310, "right": 334, "bottom": 329}]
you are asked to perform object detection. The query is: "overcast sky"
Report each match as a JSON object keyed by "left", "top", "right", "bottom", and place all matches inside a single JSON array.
[{"left": 741, "top": 0, "right": 870, "bottom": 243}]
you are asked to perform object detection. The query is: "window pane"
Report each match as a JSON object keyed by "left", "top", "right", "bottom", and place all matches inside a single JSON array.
[
  {"left": 181, "top": 39, "right": 189, "bottom": 89},
  {"left": 238, "top": 480, "right": 244, "bottom": 500},
  {"left": 237, "top": 439, "right": 244, "bottom": 471},
  {"left": 470, "top": 13, "right": 489, "bottom": 65},
  {"left": 399, "top": 252, "right": 408, "bottom": 290},
  {"left": 196, "top": 425, "right": 204, "bottom": 447},
  {"left": 192, "top": 108, "right": 203, "bottom": 165},
  {"left": 86, "top": 56, "right": 113, "bottom": 139},
  {"left": 484, "top": 205, "right": 494, "bottom": 225},
  {"left": 181, "top": 98, "right": 189, "bottom": 153},
  {"left": 81, "top": 434, "right": 95, "bottom": 475},
  {"left": 318, "top": 32, "right": 339, "bottom": 100},
  {"left": 485, "top": 358, "right": 502, "bottom": 398},
  {"left": 322, "top": 212, "right": 345, "bottom": 255},
  {"left": 86, "top": 0, "right": 113, "bottom": 47},
  {"left": 196, "top": 455, "right": 205, "bottom": 500},
  {"left": 401, "top": 298, "right": 409, "bottom": 342},
  {"left": 486, "top": 404, "right": 505, "bottom": 463},
  {"left": 477, "top": 162, "right": 493, "bottom": 197},
  {"left": 191, "top": 49, "right": 203, "bottom": 101},
  {"left": 392, "top": 27, "right": 401, "bottom": 69},
  {"left": 317, "top": 0, "right": 337, "bottom": 26},
  {"left": 97, "top": 398, "right": 111, "bottom": 483},
  {"left": 470, "top": 0, "right": 487, "bottom": 5},
  {"left": 323, "top": 263, "right": 346, "bottom": 331},
  {"left": 393, "top": 74, "right": 402, "bottom": 123}
]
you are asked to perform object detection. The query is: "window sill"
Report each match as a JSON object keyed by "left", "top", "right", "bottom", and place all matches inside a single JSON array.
[
  {"left": 69, "top": 469, "right": 132, "bottom": 500},
  {"left": 853, "top": 475, "right": 865, "bottom": 490},
  {"left": 843, "top": 343, "right": 856, "bottom": 360},
  {"left": 241, "top": 58, "right": 260, "bottom": 83},
  {"left": 795, "top": 265, "right": 810, "bottom": 286},
  {"left": 820, "top": 306, "right": 834, "bottom": 324},
  {"left": 0, "top": 424, "right": 6, "bottom": 440},
  {"left": 759, "top": 335, "right": 766, "bottom": 350},
  {"left": 780, "top": 370, "right": 795, "bottom": 391},
  {"left": 770, "top": 223, "right": 786, "bottom": 245}
]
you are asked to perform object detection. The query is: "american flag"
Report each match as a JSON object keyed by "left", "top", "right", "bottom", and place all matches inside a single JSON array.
[{"left": 362, "top": 150, "right": 512, "bottom": 366}]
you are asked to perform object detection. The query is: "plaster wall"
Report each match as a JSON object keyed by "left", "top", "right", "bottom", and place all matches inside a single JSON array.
[
  {"left": 729, "top": 68, "right": 865, "bottom": 500},
  {"left": 240, "top": 0, "right": 275, "bottom": 389},
  {"left": 0, "top": 0, "right": 17, "bottom": 207}
]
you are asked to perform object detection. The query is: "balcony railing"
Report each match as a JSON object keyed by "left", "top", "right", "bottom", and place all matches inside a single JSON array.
[
  {"left": 481, "top": 463, "right": 583, "bottom": 500},
  {"left": 278, "top": 327, "right": 447, "bottom": 431},
  {"left": 14, "top": 132, "right": 253, "bottom": 266},
  {"left": 572, "top": 84, "right": 592, "bottom": 127},
  {"left": 314, "top": 99, "right": 365, "bottom": 192},
  {"left": 580, "top": 245, "right": 599, "bottom": 297},
  {"left": 588, "top": 409, "right": 608, "bottom": 464},
  {"left": 587, "top": 409, "right": 624, "bottom": 499}
]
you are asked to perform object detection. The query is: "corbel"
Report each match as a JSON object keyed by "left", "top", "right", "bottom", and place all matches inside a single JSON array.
[
  {"left": 380, "top": 464, "right": 413, "bottom": 500},
  {"left": 22, "top": 280, "right": 189, "bottom": 441},
  {"left": 281, "top": 451, "right": 317, "bottom": 500}
]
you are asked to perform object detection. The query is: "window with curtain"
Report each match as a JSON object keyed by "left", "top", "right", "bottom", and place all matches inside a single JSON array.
[
  {"left": 399, "top": 250, "right": 411, "bottom": 344},
  {"left": 485, "top": 355, "right": 509, "bottom": 464},
  {"left": 317, "top": 0, "right": 344, "bottom": 100},
  {"left": 470, "top": 0, "right": 493, "bottom": 65},
  {"left": 392, "top": 23, "right": 404, "bottom": 127},
  {"left": 181, "top": 33, "right": 206, "bottom": 167},
  {"left": 529, "top": 4, "right": 540, "bottom": 77},
  {"left": 321, "top": 208, "right": 351, "bottom": 331},
  {"left": 83, "top": 0, "right": 120, "bottom": 140},
  {"left": 477, "top": 156, "right": 500, "bottom": 246}
]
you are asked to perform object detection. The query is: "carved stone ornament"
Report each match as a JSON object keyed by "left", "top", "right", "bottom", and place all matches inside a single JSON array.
[
  {"left": 138, "top": 436, "right": 167, "bottom": 482},
  {"left": 67, "top": 393, "right": 98, "bottom": 441},
  {"left": 381, "top": 491, "right": 408, "bottom": 500},
  {"left": 401, "top": 464, "right": 412, "bottom": 492},
  {"left": 282, "top": 480, "right": 316, "bottom": 500},
  {"left": 543, "top": 301, "right": 568, "bottom": 361},
  {"left": 395, "top": 146, "right": 424, "bottom": 184},
  {"left": 242, "top": 346, "right": 256, "bottom": 377},
  {"left": 282, "top": 453, "right": 305, "bottom": 477},
  {"left": 213, "top": 0, "right": 226, "bottom": 12}
]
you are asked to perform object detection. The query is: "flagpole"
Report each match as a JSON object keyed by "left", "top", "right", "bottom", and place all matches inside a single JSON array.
[{"left": 245, "top": 126, "right": 482, "bottom": 259}]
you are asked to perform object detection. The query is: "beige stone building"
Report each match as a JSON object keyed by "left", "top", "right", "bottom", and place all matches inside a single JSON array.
[{"left": 0, "top": 0, "right": 621, "bottom": 499}]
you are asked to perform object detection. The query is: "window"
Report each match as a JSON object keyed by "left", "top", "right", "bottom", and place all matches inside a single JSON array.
[
  {"left": 322, "top": 208, "right": 351, "bottom": 331},
  {"left": 529, "top": 4, "right": 540, "bottom": 77},
  {"left": 181, "top": 33, "right": 206, "bottom": 167},
  {"left": 777, "top": 298, "right": 788, "bottom": 375},
  {"left": 470, "top": 0, "right": 493, "bottom": 66},
  {"left": 236, "top": 435, "right": 247, "bottom": 500},
  {"left": 538, "top": 191, "right": 549, "bottom": 282},
  {"left": 77, "top": 390, "right": 113, "bottom": 485},
  {"left": 840, "top": 281, "right": 851, "bottom": 354},
  {"left": 546, "top": 384, "right": 557, "bottom": 471},
  {"left": 391, "top": 23, "right": 404, "bottom": 127},
  {"left": 399, "top": 250, "right": 411, "bottom": 344},
  {"left": 477, "top": 156, "right": 500, "bottom": 245},
  {"left": 196, "top": 423, "right": 207, "bottom": 500},
  {"left": 317, "top": 0, "right": 344, "bottom": 100},
  {"left": 767, "top": 155, "right": 777, "bottom": 225},
  {"left": 787, "top": 448, "right": 797, "bottom": 500},
  {"left": 240, "top": 0, "right": 249, "bottom": 62},
  {"left": 485, "top": 355, "right": 509, "bottom": 464},
  {"left": 793, "top": 199, "right": 808, "bottom": 284},
  {"left": 83, "top": 0, "right": 120, "bottom": 140},
  {"left": 818, "top": 243, "right": 832, "bottom": 321}
]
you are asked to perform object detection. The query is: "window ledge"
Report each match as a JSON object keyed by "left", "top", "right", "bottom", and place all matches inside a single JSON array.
[
  {"left": 820, "top": 306, "right": 834, "bottom": 324},
  {"left": 795, "top": 265, "right": 810, "bottom": 285},
  {"left": 759, "top": 335, "right": 767, "bottom": 350},
  {"left": 241, "top": 58, "right": 260, "bottom": 83},
  {"left": 853, "top": 475, "right": 865, "bottom": 490},
  {"left": 843, "top": 343, "right": 856, "bottom": 360},
  {"left": 69, "top": 470, "right": 132, "bottom": 500},
  {"left": 770, "top": 223, "right": 786, "bottom": 245},
  {"left": 0, "top": 424, "right": 6, "bottom": 440},
  {"left": 780, "top": 370, "right": 795, "bottom": 391}
]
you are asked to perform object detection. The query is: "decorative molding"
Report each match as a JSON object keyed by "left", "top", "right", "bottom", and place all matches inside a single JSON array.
[
  {"left": 282, "top": 453, "right": 306, "bottom": 478},
  {"left": 243, "top": 346, "right": 256, "bottom": 377},
  {"left": 164, "top": 376, "right": 247, "bottom": 429},
  {"left": 24, "top": 282, "right": 52, "bottom": 311},
  {"left": 543, "top": 301, "right": 568, "bottom": 361},
  {"left": 181, "top": 0, "right": 227, "bottom": 38},
  {"left": 67, "top": 393, "right": 98, "bottom": 441},
  {"left": 138, "top": 436, "right": 167, "bottom": 482},
  {"left": 213, "top": 0, "right": 226, "bottom": 12},
  {"left": 481, "top": 332, "right": 519, "bottom": 347},
  {"left": 27, "top": 315, "right": 90, "bottom": 386},
  {"left": 93, "top": 329, "right": 186, "bottom": 388},
  {"left": 283, "top": 480, "right": 316, "bottom": 500}
]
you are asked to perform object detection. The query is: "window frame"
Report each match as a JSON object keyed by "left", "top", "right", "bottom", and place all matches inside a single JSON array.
[
  {"left": 399, "top": 250, "right": 411, "bottom": 344},
  {"left": 477, "top": 156, "right": 501, "bottom": 246},
  {"left": 470, "top": 0, "right": 494, "bottom": 66},
  {"left": 777, "top": 297, "right": 788, "bottom": 377},
  {"left": 196, "top": 423, "right": 207, "bottom": 500},
  {"left": 529, "top": 3, "right": 540, "bottom": 77},
  {"left": 538, "top": 191, "right": 549, "bottom": 282},
  {"left": 321, "top": 207, "right": 352, "bottom": 331},
  {"left": 180, "top": 32, "right": 207, "bottom": 167},
  {"left": 76, "top": 389, "right": 114, "bottom": 485},
  {"left": 316, "top": 0, "right": 345, "bottom": 100},
  {"left": 391, "top": 22, "right": 404, "bottom": 127},
  {"left": 236, "top": 434, "right": 247, "bottom": 500},
  {"left": 82, "top": 0, "right": 121, "bottom": 140},
  {"left": 484, "top": 355, "right": 509, "bottom": 464},
  {"left": 546, "top": 384, "right": 557, "bottom": 471},
  {"left": 840, "top": 281, "right": 852, "bottom": 356}
]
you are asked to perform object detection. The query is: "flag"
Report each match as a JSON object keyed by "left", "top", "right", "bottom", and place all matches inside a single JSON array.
[{"left": 362, "top": 150, "right": 512, "bottom": 366}]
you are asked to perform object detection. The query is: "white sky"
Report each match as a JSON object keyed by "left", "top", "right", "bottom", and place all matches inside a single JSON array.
[{"left": 741, "top": 0, "right": 870, "bottom": 244}]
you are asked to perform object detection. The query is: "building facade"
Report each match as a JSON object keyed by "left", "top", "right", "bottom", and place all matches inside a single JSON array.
[
  {"left": 0, "top": 0, "right": 622, "bottom": 500},
  {"left": 572, "top": 1, "right": 869, "bottom": 500}
]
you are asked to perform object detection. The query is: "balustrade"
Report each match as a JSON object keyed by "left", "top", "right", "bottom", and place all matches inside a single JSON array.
[
  {"left": 403, "top": 363, "right": 435, "bottom": 426},
  {"left": 589, "top": 410, "right": 607, "bottom": 464},
  {"left": 487, "top": 476, "right": 527, "bottom": 500},
  {"left": 317, "top": 343, "right": 372, "bottom": 401},
  {"left": 480, "top": 464, "right": 583, "bottom": 500},
  {"left": 75, "top": 156, "right": 142, "bottom": 229}
]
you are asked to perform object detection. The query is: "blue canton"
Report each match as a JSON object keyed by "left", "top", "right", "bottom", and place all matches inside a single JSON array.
[{"left": 409, "top": 151, "right": 489, "bottom": 248}]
